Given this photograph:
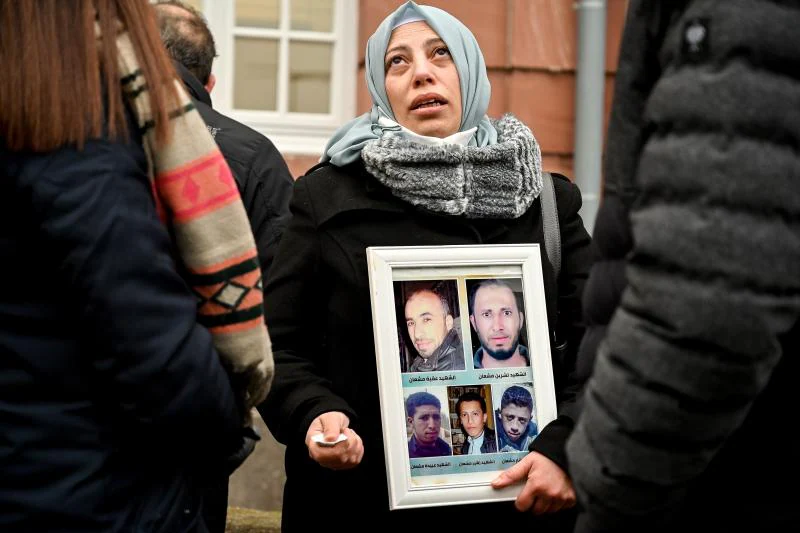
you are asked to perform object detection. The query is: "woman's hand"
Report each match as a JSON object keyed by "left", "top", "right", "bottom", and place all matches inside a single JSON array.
[
  {"left": 491, "top": 451, "right": 577, "bottom": 514},
  {"left": 305, "top": 411, "right": 364, "bottom": 470}
]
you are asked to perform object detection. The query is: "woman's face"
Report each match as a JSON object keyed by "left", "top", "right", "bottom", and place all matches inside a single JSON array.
[{"left": 383, "top": 21, "right": 462, "bottom": 138}]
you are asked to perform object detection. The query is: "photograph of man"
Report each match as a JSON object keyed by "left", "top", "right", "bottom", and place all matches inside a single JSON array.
[
  {"left": 455, "top": 390, "right": 497, "bottom": 455},
  {"left": 495, "top": 384, "right": 538, "bottom": 452},
  {"left": 399, "top": 282, "right": 465, "bottom": 372},
  {"left": 406, "top": 391, "right": 452, "bottom": 458},
  {"left": 468, "top": 278, "right": 529, "bottom": 369}
]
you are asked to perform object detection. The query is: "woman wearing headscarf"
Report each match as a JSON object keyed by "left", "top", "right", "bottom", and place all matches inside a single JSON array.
[{"left": 258, "top": 2, "right": 592, "bottom": 530}]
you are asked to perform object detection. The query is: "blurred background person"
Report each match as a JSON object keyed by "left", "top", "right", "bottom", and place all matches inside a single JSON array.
[
  {"left": 154, "top": 2, "right": 291, "bottom": 530},
  {"left": 566, "top": 1, "right": 800, "bottom": 531},
  {"left": 154, "top": 0, "right": 293, "bottom": 279}
]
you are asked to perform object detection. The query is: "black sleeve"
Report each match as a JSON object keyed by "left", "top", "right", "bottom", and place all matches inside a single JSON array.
[
  {"left": 241, "top": 138, "right": 294, "bottom": 280},
  {"left": 569, "top": 0, "right": 669, "bottom": 401},
  {"left": 529, "top": 0, "right": 675, "bottom": 471},
  {"left": 530, "top": 175, "right": 593, "bottom": 471},
  {"left": 554, "top": 176, "right": 594, "bottom": 400},
  {"left": 257, "top": 176, "right": 356, "bottom": 447},
  {"left": 26, "top": 135, "right": 243, "bottom": 459},
  {"left": 573, "top": 195, "right": 631, "bottom": 400},
  {"left": 601, "top": 0, "right": 673, "bottom": 202}
]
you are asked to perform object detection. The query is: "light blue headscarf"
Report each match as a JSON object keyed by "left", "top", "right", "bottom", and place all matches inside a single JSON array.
[{"left": 321, "top": 1, "right": 497, "bottom": 166}]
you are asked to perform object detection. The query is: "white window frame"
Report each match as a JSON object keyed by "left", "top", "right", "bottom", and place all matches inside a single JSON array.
[{"left": 200, "top": 0, "right": 358, "bottom": 155}]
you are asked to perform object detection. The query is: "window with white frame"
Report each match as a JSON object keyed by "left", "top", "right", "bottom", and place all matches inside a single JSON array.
[{"left": 187, "top": 0, "right": 357, "bottom": 154}]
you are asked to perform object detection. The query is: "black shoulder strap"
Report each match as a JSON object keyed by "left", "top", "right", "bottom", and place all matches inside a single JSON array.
[{"left": 540, "top": 172, "right": 561, "bottom": 279}]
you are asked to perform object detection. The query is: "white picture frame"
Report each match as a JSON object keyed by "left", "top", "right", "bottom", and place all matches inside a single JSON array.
[{"left": 366, "top": 244, "right": 557, "bottom": 510}]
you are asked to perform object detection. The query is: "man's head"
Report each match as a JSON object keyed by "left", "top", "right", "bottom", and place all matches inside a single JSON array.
[
  {"left": 406, "top": 391, "right": 443, "bottom": 446},
  {"left": 404, "top": 289, "right": 454, "bottom": 359},
  {"left": 455, "top": 391, "right": 487, "bottom": 438},
  {"left": 469, "top": 279, "right": 524, "bottom": 361},
  {"left": 499, "top": 385, "right": 533, "bottom": 443},
  {"left": 154, "top": 0, "right": 217, "bottom": 90}
]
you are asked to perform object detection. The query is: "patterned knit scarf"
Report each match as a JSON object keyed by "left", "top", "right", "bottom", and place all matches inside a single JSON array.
[
  {"left": 361, "top": 114, "right": 543, "bottom": 219},
  {"left": 103, "top": 22, "right": 273, "bottom": 422}
]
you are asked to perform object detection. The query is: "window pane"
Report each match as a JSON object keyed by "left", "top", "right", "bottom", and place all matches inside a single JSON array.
[
  {"left": 236, "top": 0, "right": 280, "bottom": 28},
  {"left": 182, "top": 0, "right": 203, "bottom": 10},
  {"left": 234, "top": 38, "right": 278, "bottom": 111},
  {"left": 290, "top": 0, "right": 334, "bottom": 32},
  {"left": 289, "top": 41, "right": 332, "bottom": 113}
]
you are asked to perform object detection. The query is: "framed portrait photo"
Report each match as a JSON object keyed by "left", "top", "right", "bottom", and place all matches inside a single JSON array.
[{"left": 366, "top": 244, "right": 557, "bottom": 510}]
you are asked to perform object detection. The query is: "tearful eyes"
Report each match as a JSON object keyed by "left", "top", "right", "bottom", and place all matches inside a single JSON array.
[
  {"left": 384, "top": 56, "right": 402, "bottom": 71},
  {"left": 384, "top": 47, "right": 451, "bottom": 71}
]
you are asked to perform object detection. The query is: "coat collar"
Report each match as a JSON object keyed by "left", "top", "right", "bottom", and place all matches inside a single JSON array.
[
  {"left": 303, "top": 160, "right": 407, "bottom": 226},
  {"left": 303, "top": 160, "right": 518, "bottom": 244},
  {"left": 173, "top": 61, "right": 213, "bottom": 108}
]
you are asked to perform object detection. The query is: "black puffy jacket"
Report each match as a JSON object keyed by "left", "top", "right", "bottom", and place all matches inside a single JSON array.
[{"left": 566, "top": 1, "right": 800, "bottom": 531}]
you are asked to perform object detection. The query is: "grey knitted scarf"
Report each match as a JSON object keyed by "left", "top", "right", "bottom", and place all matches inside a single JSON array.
[{"left": 361, "top": 114, "right": 542, "bottom": 219}]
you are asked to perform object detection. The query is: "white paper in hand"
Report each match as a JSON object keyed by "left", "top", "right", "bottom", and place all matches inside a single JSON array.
[{"left": 311, "top": 433, "right": 348, "bottom": 447}]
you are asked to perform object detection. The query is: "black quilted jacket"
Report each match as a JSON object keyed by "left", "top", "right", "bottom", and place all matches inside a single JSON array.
[{"left": 566, "top": 1, "right": 800, "bottom": 531}]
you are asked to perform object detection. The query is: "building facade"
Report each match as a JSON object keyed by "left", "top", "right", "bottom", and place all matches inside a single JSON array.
[{"left": 181, "top": 0, "right": 627, "bottom": 180}]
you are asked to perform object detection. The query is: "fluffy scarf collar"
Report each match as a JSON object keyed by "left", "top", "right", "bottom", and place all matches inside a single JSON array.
[{"left": 361, "top": 114, "right": 542, "bottom": 219}]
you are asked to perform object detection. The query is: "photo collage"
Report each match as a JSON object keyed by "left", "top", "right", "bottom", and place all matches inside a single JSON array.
[{"left": 394, "top": 277, "right": 539, "bottom": 478}]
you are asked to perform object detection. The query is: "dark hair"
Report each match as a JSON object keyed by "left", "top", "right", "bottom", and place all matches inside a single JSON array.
[
  {"left": 405, "top": 288, "right": 451, "bottom": 317},
  {"left": 154, "top": 0, "right": 217, "bottom": 84},
  {"left": 455, "top": 391, "right": 486, "bottom": 416},
  {"left": 468, "top": 278, "right": 519, "bottom": 316},
  {"left": 500, "top": 385, "right": 532, "bottom": 411},
  {"left": 0, "top": 0, "right": 179, "bottom": 151},
  {"left": 406, "top": 391, "right": 441, "bottom": 418}
]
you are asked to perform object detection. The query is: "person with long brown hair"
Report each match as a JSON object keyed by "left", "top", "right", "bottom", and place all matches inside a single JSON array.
[{"left": 0, "top": 1, "right": 271, "bottom": 531}]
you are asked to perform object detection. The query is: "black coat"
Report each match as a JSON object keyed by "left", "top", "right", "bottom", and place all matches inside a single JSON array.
[
  {"left": 259, "top": 161, "right": 592, "bottom": 531},
  {"left": 0, "top": 110, "right": 243, "bottom": 532},
  {"left": 566, "top": 1, "right": 800, "bottom": 531},
  {"left": 176, "top": 63, "right": 293, "bottom": 278}
]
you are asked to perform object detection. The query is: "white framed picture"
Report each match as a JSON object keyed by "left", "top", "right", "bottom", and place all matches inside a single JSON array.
[{"left": 366, "top": 244, "right": 557, "bottom": 510}]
